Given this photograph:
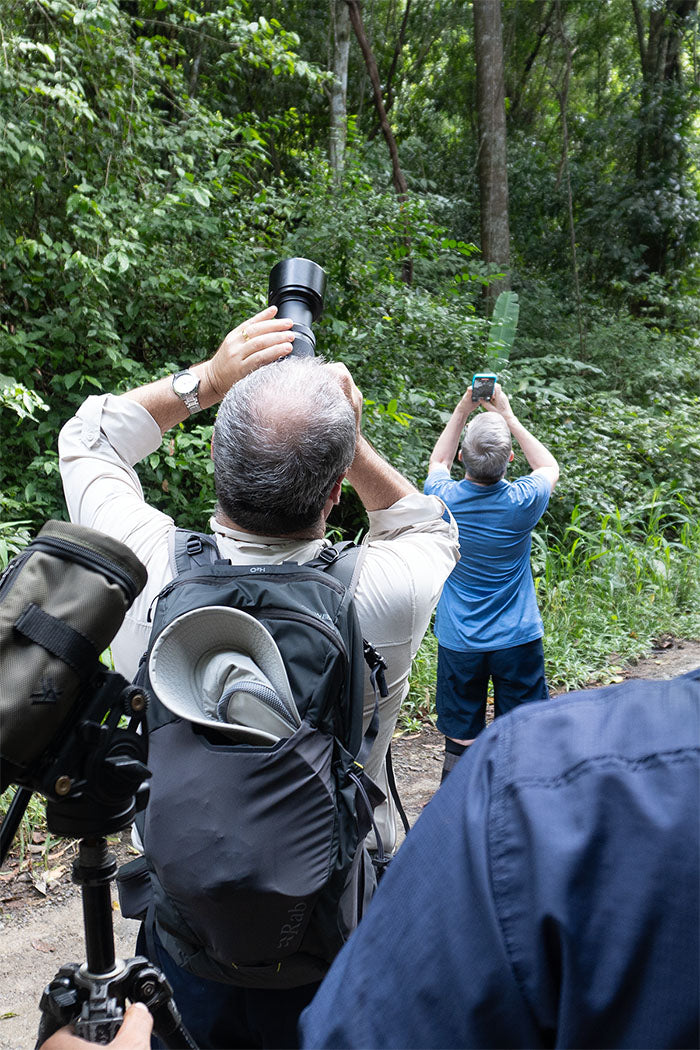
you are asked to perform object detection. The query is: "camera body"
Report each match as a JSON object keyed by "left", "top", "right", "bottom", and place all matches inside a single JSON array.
[{"left": 268, "top": 257, "right": 327, "bottom": 358}]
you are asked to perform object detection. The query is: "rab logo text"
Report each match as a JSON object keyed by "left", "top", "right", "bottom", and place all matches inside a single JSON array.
[{"left": 277, "top": 902, "right": 307, "bottom": 951}]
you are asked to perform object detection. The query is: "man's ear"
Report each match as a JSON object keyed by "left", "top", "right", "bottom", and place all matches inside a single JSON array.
[
  {"left": 457, "top": 449, "right": 463, "bottom": 462},
  {"left": 210, "top": 434, "right": 215, "bottom": 461},
  {"left": 509, "top": 450, "right": 515, "bottom": 462},
  {"left": 329, "top": 474, "right": 345, "bottom": 506},
  {"left": 322, "top": 474, "right": 346, "bottom": 524}
]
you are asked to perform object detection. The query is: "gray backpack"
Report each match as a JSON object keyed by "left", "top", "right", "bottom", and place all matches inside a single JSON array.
[{"left": 119, "top": 530, "right": 387, "bottom": 989}]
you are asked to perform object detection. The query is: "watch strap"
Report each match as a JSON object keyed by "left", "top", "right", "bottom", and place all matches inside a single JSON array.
[{"left": 181, "top": 389, "right": 201, "bottom": 414}]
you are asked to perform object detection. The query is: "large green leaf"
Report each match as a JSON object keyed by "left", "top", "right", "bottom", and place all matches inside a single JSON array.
[{"left": 486, "top": 291, "right": 520, "bottom": 368}]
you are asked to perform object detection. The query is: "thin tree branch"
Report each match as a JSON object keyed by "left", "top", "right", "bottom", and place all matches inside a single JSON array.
[
  {"left": 345, "top": 0, "right": 407, "bottom": 195},
  {"left": 630, "top": 0, "right": 647, "bottom": 76},
  {"left": 345, "top": 0, "right": 413, "bottom": 282},
  {"left": 509, "top": 0, "right": 555, "bottom": 120},
  {"left": 383, "top": 0, "right": 412, "bottom": 116}
]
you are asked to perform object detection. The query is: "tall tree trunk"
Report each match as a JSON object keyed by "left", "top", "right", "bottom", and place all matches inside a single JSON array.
[
  {"left": 554, "top": 2, "right": 584, "bottom": 356},
  {"left": 345, "top": 0, "right": 413, "bottom": 284},
  {"left": 473, "top": 0, "right": 511, "bottom": 302},
  {"left": 330, "top": 0, "right": 351, "bottom": 186},
  {"left": 631, "top": 0, "right": 698, "bottom": 274}
]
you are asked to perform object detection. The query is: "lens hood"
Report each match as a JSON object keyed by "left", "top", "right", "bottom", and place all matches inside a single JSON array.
[{"left": 268, "top": 258, "right": 327, "bottom": 358}]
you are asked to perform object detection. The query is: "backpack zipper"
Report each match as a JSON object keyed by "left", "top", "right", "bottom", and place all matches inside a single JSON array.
[
  {"left": 149, "top": 570, "right": 346, "bottom": 623},
  {"left": 146, "top": 579, "right": 349, "bottom": 662},
  {"left": 29, "top": 536, "right": 142, "bottom": 603},
  {"left": 264, "top": 607, "right": 348, "bottom": 662},
  {"left": 0, "top": 549, "right": 31, "bottom": 601}
]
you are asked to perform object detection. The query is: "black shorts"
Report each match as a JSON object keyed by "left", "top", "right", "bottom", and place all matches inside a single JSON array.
[{"left": 436, "top": 638, "right": 549, "bottom": 739}]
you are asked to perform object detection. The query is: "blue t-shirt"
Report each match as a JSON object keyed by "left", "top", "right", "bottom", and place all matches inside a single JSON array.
[{"left": 423, "top": 468, "right": 550, "bottom": 652}]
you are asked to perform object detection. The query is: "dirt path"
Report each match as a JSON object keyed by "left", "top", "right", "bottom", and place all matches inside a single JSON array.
[{"left": 2, "top": 639, "right": 699, "bottom": 1049}]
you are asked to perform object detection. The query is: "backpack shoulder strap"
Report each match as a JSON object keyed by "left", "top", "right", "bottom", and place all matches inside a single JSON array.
[
  {"left": 308, "top": 541, "right": 367, "bottom": 605},
  {"left": 169, "top": 528, "right": 220, "bottom": 577}
]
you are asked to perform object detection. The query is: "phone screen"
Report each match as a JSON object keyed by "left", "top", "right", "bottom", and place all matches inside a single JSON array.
[{"left": 472, "top": 375, "right": 496, "bottom": 401}]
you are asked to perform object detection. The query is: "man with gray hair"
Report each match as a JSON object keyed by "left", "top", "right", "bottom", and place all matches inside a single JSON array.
[
  {"left": 424, "top": 382, "right": 559, "bottom": 782},
  {"left": 59, "top": 304, "right": 459, "bottom": 1048}
]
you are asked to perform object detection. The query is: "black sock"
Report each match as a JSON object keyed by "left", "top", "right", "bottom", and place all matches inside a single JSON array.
[{"left": 441, "top": 739, "right": 469, "bottom": 782}]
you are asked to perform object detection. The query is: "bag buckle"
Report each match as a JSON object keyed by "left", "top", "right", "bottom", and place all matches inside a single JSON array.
[
  {"left": 185, "top": 535, "right": 204, "bottom": 557},
  {"left": 316, "top": 546, "right": 339, "bottom": 565},
  {"left": 363, "top": 641, "right": 388, "bottom": 698}
]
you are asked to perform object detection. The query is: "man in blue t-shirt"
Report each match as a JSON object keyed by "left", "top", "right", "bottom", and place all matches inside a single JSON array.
[{"left": 424, "top": 382, "right": 559, "bottom": 780}]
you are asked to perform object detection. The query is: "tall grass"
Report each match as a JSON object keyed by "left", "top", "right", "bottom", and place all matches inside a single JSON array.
[
  {"left": 402, "top": 490, "right": 700, "bottom": 728},
  {"left": 538, "top": 491, "right": 700, "bottom": 690}
]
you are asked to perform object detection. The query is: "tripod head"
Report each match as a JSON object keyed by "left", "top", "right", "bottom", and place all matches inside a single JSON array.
[{"left": 0, "top": 664, "right": 151, "bottom": 865}]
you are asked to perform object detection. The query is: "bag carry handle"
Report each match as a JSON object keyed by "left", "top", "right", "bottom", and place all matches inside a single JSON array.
[{"left": 14, "top": 603, "right": 99, "bottom": 679}]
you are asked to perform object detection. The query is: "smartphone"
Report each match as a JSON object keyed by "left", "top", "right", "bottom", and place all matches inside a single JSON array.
[{"left": 472, "top": 373, "right": 497, "bottom": 402}]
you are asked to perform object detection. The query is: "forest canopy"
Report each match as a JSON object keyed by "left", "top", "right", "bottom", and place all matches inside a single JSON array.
[{"left": 1, "top": 0, "right": 699, "bottom": 693}]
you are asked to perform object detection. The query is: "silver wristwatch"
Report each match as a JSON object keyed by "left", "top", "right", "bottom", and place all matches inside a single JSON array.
[{"left": 172, "top": 369, "right": 201, "bottom": 414}]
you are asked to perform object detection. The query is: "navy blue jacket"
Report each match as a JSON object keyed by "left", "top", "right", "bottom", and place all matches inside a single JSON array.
[{"left": 301, "top": 672, "right": 700, "bottom": 1049}]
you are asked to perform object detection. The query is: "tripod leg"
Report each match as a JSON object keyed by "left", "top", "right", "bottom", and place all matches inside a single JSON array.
[
  {"left": 34, "top": 965, "right": 83, "bottom": 1050},
  {"left": 125, "top": 959, "right": 199, "bottom": 1050},
  {"left": 0, "top": 786, "right": 32, "bottom": 866}
]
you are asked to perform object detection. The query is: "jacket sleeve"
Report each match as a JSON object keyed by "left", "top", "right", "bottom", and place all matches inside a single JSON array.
[
  {"left": 59, "top": 393, "right": 172, "bottom": 545},
  {"left": 352, "top": 493, "right": 459, "bottom": 803},
  {"left": 299, "top": 722, "right": 541, "bottom": 1050},
  {"left": 58, "top": 393, "right": 175, "bottom": 677}
]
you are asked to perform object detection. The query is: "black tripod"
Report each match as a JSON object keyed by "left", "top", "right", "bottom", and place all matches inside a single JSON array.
[
  {"left": 0, "top": 669, "right": 198, "bottom": 1049},
  {"left": 35, "top": 836, "right": 197, "bottom": 1048}
]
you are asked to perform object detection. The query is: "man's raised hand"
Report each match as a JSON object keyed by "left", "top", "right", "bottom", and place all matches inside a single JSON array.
[
  {"left": 481, "top": 383, "right": 515, "bottom": 421},
  {"left": 461, "top": 385, "right": 479, "bottom": 414},
  {"left": 325, "top": 362, "right": 363, "bottom": 436},
  {"left": 205, "top": 305, "right": 295, "bottom": 399}
]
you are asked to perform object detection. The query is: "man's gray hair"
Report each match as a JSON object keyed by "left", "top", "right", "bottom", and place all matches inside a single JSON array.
[
  {"left": 212, "top": 358, "right": 356, "bottom": 535},
  {"left": 460, "top": 413, "right": 512, "bottom": 485}
]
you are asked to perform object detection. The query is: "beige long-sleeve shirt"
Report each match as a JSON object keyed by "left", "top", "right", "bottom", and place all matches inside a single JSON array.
[{"left": 59, "top": 394, "right": 459, "bottom": 848}]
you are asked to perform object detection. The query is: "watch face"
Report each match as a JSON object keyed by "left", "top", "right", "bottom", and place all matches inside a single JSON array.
[{"left": 173, "top": 371, "right": 198, "bottom": 396}]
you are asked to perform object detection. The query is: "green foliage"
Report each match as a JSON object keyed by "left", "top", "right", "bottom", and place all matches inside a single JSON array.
[
  {"left": 0, "top": 0, "right": 329, "bottom": 529},
  {"left": 1, "top": 0, "right": 700, "bottom": 712},
  {"left": 0, "top": 515, "right": 33, "bottom": 569},
  {"left": 402, "top": 628, "right": 438, "bottom": 733},
  {"left": 0, "top": 788, "right": 48, "bottom": 863}
]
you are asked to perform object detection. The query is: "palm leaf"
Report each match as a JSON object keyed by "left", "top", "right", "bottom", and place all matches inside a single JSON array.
[{"left": 486, "top": 291, "right": 520, "bottom": 369}]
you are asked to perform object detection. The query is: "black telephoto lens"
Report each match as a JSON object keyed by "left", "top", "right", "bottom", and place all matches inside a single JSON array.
[{"left": 268, "top": 258, "right": 327, "bottom": 358}]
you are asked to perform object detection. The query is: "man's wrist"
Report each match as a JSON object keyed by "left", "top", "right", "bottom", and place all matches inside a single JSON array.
[
  {"left": 171, "top": 369, "right": 202, "bottom": 414},
  {"left": 186, "top": 361, "right": 225, "bottom": 412},
  {"left": 348, "top": 433, "right": 373, "bottom": 472}
]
